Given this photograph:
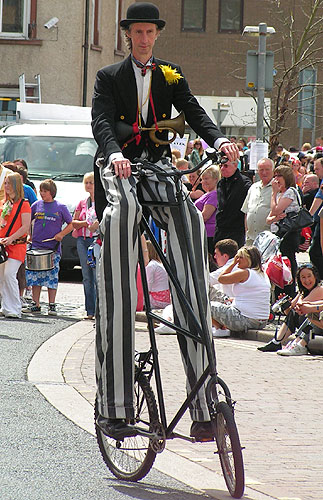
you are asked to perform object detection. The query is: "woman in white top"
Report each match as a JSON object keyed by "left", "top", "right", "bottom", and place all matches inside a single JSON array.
[
  {"left": 266, "top": 165, "right": 301, "bottom": 297},
  {"left": 145, "top": 240, "right": 171, "bottom": 309},
  {"left": 211, "top": 246, "right": 270, "bottom": 337}
]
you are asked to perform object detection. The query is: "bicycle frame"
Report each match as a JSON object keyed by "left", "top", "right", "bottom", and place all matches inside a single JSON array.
[{"left": 136, "top": 156, "right": 220, "bottom": 439}]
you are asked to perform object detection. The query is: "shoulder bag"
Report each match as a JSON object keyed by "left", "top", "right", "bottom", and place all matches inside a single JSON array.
[
  {"left": 0, "top": 199, "right": 24, "bottom": 264},
  {"left": 276, "top": 188, "right": 313, "bottom": 238}
]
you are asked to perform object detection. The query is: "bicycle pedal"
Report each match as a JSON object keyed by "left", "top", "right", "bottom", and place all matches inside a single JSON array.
[{"left": 195, "top": 437, "right": 215, "bottom": 443}]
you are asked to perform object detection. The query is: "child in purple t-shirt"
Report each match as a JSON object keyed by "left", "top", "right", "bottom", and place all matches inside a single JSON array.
[{"left": 24, "top": 179, "right": 73, "bottom": 316}]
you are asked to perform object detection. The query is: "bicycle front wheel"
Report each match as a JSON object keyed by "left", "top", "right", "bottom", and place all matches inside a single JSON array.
[
  {"left": 215, "top": 401, "right": 245, "bottom": 499},
  {"left": 95, "top": 373, "right": 159, "bottom": 482}
]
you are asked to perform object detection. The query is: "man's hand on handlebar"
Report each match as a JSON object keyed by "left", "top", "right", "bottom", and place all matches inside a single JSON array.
[
  {"left": 219, "top": 142, "right": 240, "bottom": 162},
  {"left": 112, "top": 158, "right": 132, "bottom": 179}
]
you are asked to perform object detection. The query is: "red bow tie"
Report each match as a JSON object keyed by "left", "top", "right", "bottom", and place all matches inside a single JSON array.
[
  {"left": 132, "top": 57, "right": 156, "bottom": 76},
  {"left": 141, "top": 63, "right": 156, "bottom": 76}
]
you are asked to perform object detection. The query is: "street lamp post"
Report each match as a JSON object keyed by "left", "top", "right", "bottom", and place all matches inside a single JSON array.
[
  {"left": 243, "top": 24, "right": 275, "bottom": 142},
  {"left": 256, "top": 23, "right": 267, "bottom": 141}
]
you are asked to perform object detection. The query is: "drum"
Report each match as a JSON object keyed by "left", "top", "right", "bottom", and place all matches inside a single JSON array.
[{"left": 26, "top": 249, "right": 54, "bottom": 271}]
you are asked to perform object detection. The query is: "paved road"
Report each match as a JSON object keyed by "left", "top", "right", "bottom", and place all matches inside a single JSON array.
[
  {"left": 0, "top": 281, "right": 214, "bottom": 500},
  {"left": 55, "top": 320, "right": 323, "bottom": 500}
]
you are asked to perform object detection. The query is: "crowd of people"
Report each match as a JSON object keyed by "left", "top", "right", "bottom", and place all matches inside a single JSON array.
[
  {"left": 149, "top": 135, "right": 323, "bottom": 355},
  {"left": 0, "top": 160, "right": 100, "bottom": 320},
  {"left": 1, "top": 138, "right": 323, "bottom": 359},
  {"left": 1, "top": 134, "right": 323, "bottom": 364}
]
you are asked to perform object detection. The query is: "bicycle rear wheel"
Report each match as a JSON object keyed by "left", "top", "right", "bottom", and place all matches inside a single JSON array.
[
  {"left": 215, "top": 401, "right": 245, "bottom": 499},
  {"left": 95, "top": 373, "right": 159, "bottom": 482}
]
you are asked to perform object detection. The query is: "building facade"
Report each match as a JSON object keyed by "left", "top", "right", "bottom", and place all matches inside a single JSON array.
[
  {"left": 151, "top": 0, "right": 323, "bottom": 148},
  {"left": 0, "top": 0, "right": 132, "bottom": 122},
  {"left": 0, "top": 0, "right": 322, "bottom": 149}
]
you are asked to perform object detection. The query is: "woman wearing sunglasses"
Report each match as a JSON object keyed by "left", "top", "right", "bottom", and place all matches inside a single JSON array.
[
  {"left": 266, "top": 165, "right": 302, "bottom": 297},
  {"left": 190, "top": 138, "right": 205, "bottom": 167},
  {"left": 258, "top": 263, "right": 323, "bottom": 355}
]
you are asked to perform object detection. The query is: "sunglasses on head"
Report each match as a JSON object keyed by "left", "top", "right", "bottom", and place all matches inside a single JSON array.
[{"left": 299, "top": 263, "right": 313, "bottom": 269}]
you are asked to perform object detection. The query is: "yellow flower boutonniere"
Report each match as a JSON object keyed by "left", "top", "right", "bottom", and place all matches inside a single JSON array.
[{"left": 159, "top": 65, "right": 183, "bottom": 85}]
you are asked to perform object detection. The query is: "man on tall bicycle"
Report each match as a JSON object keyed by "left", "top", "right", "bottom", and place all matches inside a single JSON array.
[{"left": 92, "top": 2, "right": 239, "bottom": 441}]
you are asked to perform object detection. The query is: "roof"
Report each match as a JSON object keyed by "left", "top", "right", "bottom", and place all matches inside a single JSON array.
[
  {"left": 0, "top": 123, "right": 94, "bottom": 138},
  {"left": 194, "top": 96, "right": 271, "bottom": 128}
]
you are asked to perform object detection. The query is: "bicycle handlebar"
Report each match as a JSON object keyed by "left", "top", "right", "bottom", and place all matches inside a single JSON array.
[{"left": 131, "top": 151, "right": 227, "bottom": 179}]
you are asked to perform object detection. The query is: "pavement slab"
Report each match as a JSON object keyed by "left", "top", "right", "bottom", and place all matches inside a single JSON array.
[{"left": 27, "top": 320, "right": 287, "bottom": 500}]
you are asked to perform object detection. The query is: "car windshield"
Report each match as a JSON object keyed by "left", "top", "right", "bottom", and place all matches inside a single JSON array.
[{"left": 0, "top": 136, "right": 97, "bottom": 181}]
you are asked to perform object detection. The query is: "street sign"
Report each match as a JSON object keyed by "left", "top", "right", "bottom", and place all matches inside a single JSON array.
[
  {"left": 246, "top": 50, "right": 274, "bottom": 91},
  {"left": 297, "top": 68, "right": 316, "bottom": 129}
]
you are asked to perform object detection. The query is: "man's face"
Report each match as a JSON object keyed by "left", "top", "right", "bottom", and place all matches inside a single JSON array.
[
  {"left": 214, "top": 248, "right": 229, "bottom": 267},
  {"left": 220, "top": 160, "right": 238, "bottom": 178},
  {"left": 302, "top": 175, "right": 318, "bottom": 193},
  {"left": 258, "top": 161, "right": 273, "bottom": 185},
  {"left": 314, "top": 160, "right": 323, "bottom": 179},
  {"left": 127, "top": 23, "right": 159, "bottom": 62},
  {"left": 186, "top": 142, "right": 193, "bottom": 155}
]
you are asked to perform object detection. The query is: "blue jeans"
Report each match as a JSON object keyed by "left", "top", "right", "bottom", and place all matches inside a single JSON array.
[{"left": 77, "top": 237, "right": 97, "bottom": 316}]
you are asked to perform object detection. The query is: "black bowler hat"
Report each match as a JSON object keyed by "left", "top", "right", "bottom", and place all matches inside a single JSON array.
[{"left": 120, "top": 2, "right": 166, "bottom": 29}]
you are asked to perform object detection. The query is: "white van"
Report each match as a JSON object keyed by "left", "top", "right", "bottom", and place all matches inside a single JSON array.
[{"left": 0, "top": 103, "right": 97, "bottom": 268}]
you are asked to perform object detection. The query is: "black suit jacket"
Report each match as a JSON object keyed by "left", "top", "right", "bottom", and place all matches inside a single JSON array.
[
  {"left": 214, "top": 169, "right": 252, "bottom": 247},
  {"left": 92, "top": 55, "right": 224, "bottom": 219}
]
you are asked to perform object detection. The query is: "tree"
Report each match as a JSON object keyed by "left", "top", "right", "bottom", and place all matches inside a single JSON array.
[
  {"left": 264, "top": 0, "right": 323, "bottom": 150},
  {"left": 238, "top": 0, "right": 323, "bottom": 150}
]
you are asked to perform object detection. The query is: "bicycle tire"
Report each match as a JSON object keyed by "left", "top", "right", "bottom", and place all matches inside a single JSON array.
[
  {"left": 95, "top": 373, "right": 159, "bottom": 482},
  {"left": 215, "top": 401, "right": 245, "bottom": 499}
]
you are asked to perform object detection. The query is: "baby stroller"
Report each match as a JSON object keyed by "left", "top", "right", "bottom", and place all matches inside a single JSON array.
[
  {"left": 254, "top": 230, "right": 293, "bottom": 290},
  {"left": 254, "top": 230, "right": 293, "bottom": 323}
]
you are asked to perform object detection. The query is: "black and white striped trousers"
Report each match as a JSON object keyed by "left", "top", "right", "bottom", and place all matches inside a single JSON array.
[{"left": 95, "top": 161, "right": 212, "bottom": 422}]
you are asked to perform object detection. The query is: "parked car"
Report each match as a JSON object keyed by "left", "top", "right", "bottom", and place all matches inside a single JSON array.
[{"left": 0, "top": 103, "right": 97, "bottom": 268}]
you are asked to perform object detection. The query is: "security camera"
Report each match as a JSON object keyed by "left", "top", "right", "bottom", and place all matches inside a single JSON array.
[{"left": 44, "top": 17, "right": 59, "bottom": 29}]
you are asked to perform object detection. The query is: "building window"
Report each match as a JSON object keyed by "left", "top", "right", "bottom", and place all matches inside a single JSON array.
[
  {"left": 218, "top": 0, "right": 243, "bottom": 33},
  {"left": 115, "top": 0, "right": 124, "bottom": 52},
  {"left": 92, "top": 0, "right": 100, "bottom": 46},
  {"left": 0, "top": 93, "right": 19, "bottom": 123},
  {"left": 1, "top": 0, "right": 25, "bottom": 36},
  {"left": 181, "top": 0, "right": 206, "bottom": 32},
  {"left": 0, "top": 0, "right": 37, "bottom": 39}
]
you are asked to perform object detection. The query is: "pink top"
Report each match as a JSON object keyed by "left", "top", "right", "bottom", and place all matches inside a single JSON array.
[{"left": 74, "top": 197, "right": 98, "bottom": 238}]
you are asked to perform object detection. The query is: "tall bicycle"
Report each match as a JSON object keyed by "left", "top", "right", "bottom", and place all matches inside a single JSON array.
[{"left": 95, "top": 152, "right": 245, "bottom": 498}]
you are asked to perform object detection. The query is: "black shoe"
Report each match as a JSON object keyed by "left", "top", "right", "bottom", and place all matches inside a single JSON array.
[
  {"left": 258, "top": 340, "right": 282, "bottom": 352},
  {"left": 96, "top": 416, "right": 138, "bottom": 440},
  {"left": 190, "top": 421, "right": 215, "bottom": 442}
]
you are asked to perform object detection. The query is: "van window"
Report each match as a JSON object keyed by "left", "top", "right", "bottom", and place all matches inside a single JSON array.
[{"left": 0, "top": 136, "right": 97, "bottom": 180}]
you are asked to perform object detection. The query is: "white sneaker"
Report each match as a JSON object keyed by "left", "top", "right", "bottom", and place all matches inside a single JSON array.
[
  {"left": 155, "top": 324, "right": 176, "bottom": 335},
  {"left": 277, "top": 341, "right": 307, "bottom": 356},
  {"left": 212, "top": 327, "right": 230, "bottom": 338},
  {"left": 24, "top": 288, "right": 33, "bottom": 302},
  {"left": 276, "top": 340, "right": 294, "bottom": 354},
  {"left": 20, "top": 297, "right": 28, "bottom": 307}
]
